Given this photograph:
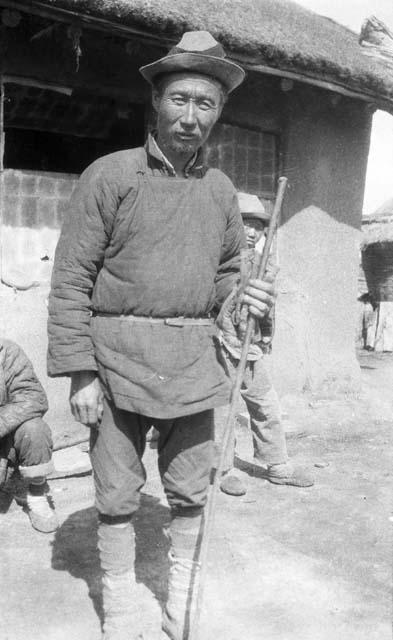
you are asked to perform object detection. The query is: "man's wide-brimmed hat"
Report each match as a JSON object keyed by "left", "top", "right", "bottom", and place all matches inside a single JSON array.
[
  {"left": 139, "top": 31, "right": 245, "bottom": 93},
  {"left": 237, "top": 192, "right": 270, "bottom": 222}
]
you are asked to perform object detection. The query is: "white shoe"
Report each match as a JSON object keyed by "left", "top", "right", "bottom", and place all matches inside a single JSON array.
[{"left": 26, "top": 483, "right": 59, "bottom": 533}]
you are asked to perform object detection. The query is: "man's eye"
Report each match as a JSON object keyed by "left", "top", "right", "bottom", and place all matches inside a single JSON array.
[
  {"left": 199, "top": 102, "right": 215, "bottom": 111},
  {"left": 171, "top": 97, "right": 186, "bottom": 105}
]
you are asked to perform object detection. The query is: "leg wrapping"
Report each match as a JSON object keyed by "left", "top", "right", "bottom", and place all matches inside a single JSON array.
[
  {"left": 162, "top": 509, "right": 203, "bottom": 640},
  {"left": 98, "top": 521, "right": 144, "bottom": 640}
]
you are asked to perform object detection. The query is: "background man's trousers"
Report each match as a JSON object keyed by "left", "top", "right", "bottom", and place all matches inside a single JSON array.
[{"left": 215, "top": 351, "right": 288, "bottom": 472}]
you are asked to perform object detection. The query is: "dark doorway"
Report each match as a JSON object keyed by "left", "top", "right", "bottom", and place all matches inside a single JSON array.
[{"left": 4, "top": 83, "right": 146, "bottom": 174}]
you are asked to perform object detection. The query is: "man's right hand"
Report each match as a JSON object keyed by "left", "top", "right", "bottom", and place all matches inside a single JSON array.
[{"left": 69, "top": 371, "right": 104, "bottom": 427}]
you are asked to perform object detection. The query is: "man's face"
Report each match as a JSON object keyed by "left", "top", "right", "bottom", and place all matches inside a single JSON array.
[
  {"left": 152, "top": 73, "right": 224, "bottom": 156},
  {"left": 243, "top": 217, "right": 266, "bottom": 248}
]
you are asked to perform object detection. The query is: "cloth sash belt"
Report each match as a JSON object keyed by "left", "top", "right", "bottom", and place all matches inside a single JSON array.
[{"left": 93, "top": 312, "right": 214, "bottom": 327}]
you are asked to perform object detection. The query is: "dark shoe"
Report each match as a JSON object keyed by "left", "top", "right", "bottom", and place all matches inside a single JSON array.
[
  {"left": 267, "top": 463, "right": 314, "bottom": 487},
  {"left": 220, "top": 473, "right": 247, "bottom": 496}
]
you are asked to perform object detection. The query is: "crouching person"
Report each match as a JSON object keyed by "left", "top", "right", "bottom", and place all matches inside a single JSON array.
[{"left": 0, "top": 339, "right": 58, "bottom": 533}]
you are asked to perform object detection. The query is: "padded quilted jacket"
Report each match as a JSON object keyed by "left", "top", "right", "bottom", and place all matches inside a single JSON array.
[
  {"left": 47, "top": 137, "right": 246, "bottom": 418},
  {"left": 0, "top": 340, "right": 48, "bottom": 439}
]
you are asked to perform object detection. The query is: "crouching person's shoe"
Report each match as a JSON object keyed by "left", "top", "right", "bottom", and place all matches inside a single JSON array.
[
  {"left": 162, "top": 552, "right": 201, "bottom": 640},
  {"left": 266, "top": 462, "right": 314, "bottom": 487},
  {"left": 25, "top": 481, "right": 59, "bottom": 533}
]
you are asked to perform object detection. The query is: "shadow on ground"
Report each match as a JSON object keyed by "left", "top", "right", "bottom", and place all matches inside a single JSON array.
[
  {"left": 0, "top": 488, "right": 14, "bottom": 513},
  {"left": 51, "top": 492, "right": 170, "bottom": 628},
  {"left": 0, "top": 471, "right": 28, "bottom": 513},
  {"left": 51, "top": 506, "right": 104, "bottom": 625}
]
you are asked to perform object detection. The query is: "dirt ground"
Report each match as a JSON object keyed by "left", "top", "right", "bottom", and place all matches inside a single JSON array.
[{"left": 0, "top": 350, "right": 392, "bottom": 640}]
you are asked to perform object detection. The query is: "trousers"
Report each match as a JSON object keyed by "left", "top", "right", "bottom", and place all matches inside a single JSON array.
[
  {"left": 215, "top": 350, "right": 288, "bottom": 471},
  {"left": 3, "top": 417, "right": 53, "bottom": 480},
  {"left": 90, "top": 397, "right": 215, "bottom": 518}
]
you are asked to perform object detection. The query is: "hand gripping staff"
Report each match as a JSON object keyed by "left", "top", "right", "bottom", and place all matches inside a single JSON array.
[{"left": 189, "top": 176, "right": 288, "bottom": 640}]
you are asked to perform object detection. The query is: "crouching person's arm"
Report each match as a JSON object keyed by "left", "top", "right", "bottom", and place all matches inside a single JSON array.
[{"left": 0, "top": 340, "right": 48, "bottom": 439}]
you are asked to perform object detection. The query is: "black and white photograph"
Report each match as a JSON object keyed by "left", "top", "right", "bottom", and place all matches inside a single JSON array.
[{"left": 0, "top": 1, "right": 392, "bottom": 638}]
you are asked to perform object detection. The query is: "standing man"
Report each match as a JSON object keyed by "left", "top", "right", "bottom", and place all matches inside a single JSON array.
[{"left": 48, "top": 31, "right": 275, "bottom": 640}]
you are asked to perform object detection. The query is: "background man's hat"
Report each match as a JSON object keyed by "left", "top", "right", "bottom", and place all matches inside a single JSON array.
[
  {"left": 139, "top": 31, "right": 245, "bottom": 93},
  {"left": 237, "top": 192, "right": 270, "bottom": 222}
]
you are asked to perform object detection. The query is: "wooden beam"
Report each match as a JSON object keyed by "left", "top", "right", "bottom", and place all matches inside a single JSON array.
[
  {"left": 3, "top": 74, "right": 72, "bottom": 94},
  {"left": 236, "top": 57, "right": 383, "bottom": 109},
  {"left": 3, "top": 72, "right": 147, "bottom": 102}
]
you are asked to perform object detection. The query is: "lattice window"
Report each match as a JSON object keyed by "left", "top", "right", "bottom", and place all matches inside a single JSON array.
[{"left": 205, "top": 123, "right": 279, "bottom": 199}]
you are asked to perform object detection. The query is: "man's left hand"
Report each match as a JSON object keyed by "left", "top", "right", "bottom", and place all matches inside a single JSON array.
[{"left": 242, "top": 277, "right": 276, "bottom": 319}]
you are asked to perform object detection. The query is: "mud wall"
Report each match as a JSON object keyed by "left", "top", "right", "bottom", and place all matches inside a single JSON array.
[
  {"left": 0, "top": 170, "right": 79, "bottom": 443},
  {"left": 1, "top": 169, "right": 77, "bottom": 282},
  {"left": 213, "top": 78, "right": 371, "bottom": 397},
  {"left": 272, "top": 87, "right": 372, "bottom": 396}
]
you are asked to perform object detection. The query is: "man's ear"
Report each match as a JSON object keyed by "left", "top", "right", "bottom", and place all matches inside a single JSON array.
[
  {"left": 217, "top": 103, "right": 224, "bottom": 120},
  {"left": 151, "top": 89, "right": 160, "bottom": 113},
  {"left": 215, "top": 93, "right": 227, "bottom": 121}
]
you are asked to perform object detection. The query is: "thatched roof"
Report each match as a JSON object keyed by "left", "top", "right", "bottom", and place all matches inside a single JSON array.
[
  {"left": 8, "top": 0, "right": 393, "bottom": 111},
  {"left": 362, "top": 198, "right": 393, "bottom": 246},
  {"left": 369, "top": 197, "right": 393, "bottom": 218},
  {"left": 360, "top": 16, "right": 393, "bottom": 71}
]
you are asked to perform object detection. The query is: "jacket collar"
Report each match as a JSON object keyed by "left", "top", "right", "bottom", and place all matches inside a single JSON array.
[{"left": 146, "top": 133, "right": 207, "bottom": 178}]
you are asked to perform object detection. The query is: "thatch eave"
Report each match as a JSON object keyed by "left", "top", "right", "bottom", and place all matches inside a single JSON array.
[
  {"left": 362, "top": 198, "right": 393, "bottom": 247},
  {"left": 362, "top": 216, "right": 393, "bottom": 248},
  {"left": 1, "top": 0, "right": 393, "bottom": 112}
]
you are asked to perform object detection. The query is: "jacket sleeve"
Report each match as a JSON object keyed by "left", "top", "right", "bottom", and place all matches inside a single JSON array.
[
  {"left": 215, "top": 188, "right": 246, "bottom": 307},
  {"left": 0, "top": 342, "right": 48, "bottom": 438},
  {"left": 47, "top": 160, "right": 119, "bottom": 377}
]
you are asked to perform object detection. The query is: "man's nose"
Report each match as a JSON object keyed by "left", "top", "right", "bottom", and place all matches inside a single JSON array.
[{"left": 181, "top": 101, "right": 197, "bottom": 127}]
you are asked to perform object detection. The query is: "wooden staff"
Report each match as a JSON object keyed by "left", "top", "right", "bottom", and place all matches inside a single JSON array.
[{"left": 189, "top": 176, "right": 288, "bottom": 640}]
